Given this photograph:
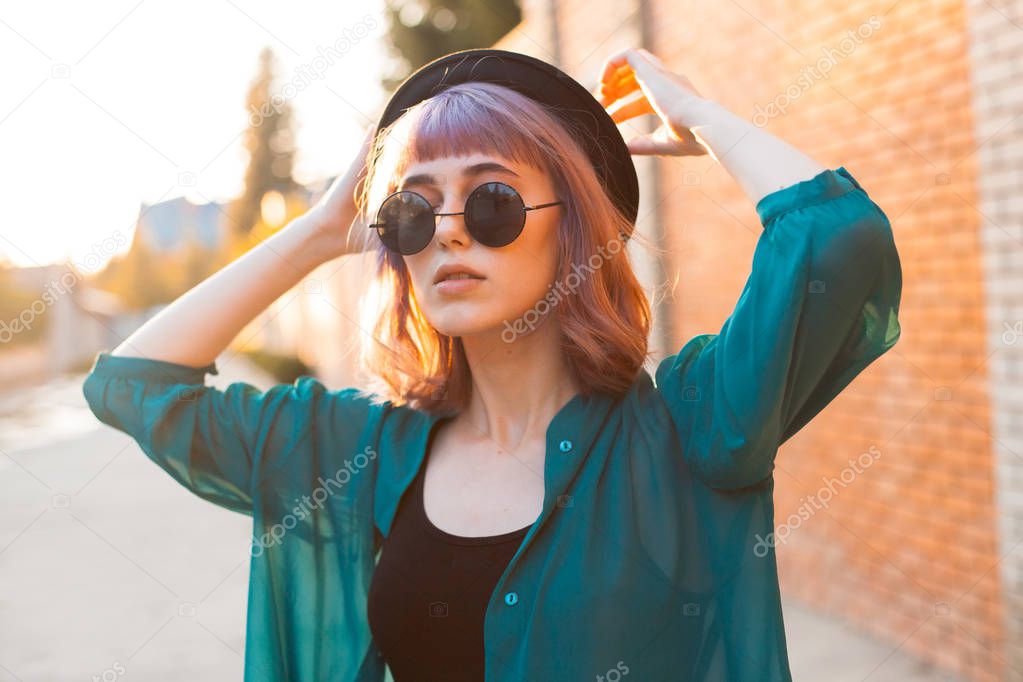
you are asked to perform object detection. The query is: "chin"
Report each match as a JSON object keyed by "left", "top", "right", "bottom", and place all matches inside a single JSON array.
[{"left": 426, "top": 306, "right": 509, "bottom": 339}]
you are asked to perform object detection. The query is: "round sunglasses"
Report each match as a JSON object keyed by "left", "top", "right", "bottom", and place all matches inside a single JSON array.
[{"left": 368, "top": 181, "right": 563, "bottom": 255}]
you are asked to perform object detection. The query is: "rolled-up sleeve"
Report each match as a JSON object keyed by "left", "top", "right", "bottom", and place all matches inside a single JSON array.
[
  {"left": 81, "top": 351, "right": 331, "bottom": 515},
  {"left": 655, "top": 166, "right": 902, "bottom": 490}
]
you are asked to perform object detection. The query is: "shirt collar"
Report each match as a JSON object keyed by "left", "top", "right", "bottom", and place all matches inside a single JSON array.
[{"left": 373, "top": 388, "right": 620, "bottom": 541}]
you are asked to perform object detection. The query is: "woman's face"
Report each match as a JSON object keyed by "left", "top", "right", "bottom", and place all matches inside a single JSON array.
[{"left": 397, "top": 153, "right": 563, "bottom": 341}]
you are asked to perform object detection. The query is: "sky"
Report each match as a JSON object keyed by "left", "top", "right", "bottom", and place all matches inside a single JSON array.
[{"left": 0, "top": 0, "right": 392, "bottom": 269}]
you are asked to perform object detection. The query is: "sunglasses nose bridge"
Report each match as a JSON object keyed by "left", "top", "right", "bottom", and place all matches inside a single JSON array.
[{"left": 432, "top": 205, "right": 471, "bottom": 247}]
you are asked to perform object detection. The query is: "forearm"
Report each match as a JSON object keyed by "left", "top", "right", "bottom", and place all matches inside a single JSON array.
[
  {"left": 681, "top": 97, "right": 829, "bottom": 207},
  {"left": 111, "top": 211, "right": 335, "bottom": 367}
]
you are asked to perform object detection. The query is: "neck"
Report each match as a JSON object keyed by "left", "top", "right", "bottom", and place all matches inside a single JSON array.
[{"left": 457, "top": 314, "right": 579, "bottom": 453}]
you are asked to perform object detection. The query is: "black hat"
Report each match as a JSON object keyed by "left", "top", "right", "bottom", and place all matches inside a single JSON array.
[{"left": 375, "top": 48, "right": 640, "bottom": 228}]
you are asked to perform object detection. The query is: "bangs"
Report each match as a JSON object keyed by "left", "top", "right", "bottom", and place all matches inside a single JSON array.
[{"left": 382, "top": 83, "right": 560, "bottom": 191}]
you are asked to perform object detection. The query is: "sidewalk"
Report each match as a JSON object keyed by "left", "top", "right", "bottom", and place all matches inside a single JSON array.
[
  {"left": 784, "top": 597, "right": 965, "bottom": 681},
  {"left": 0, "top": 352, "right": 276, "bottom": 682}
]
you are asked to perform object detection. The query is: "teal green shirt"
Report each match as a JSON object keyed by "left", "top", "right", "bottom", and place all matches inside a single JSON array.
[{"left": 81, "top": 166, "right": 901, "bottom": 682}]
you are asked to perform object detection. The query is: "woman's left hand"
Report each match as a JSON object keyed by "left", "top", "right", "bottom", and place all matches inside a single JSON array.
[{"left": 595, "top": 47, "right": 710, "bottom": 157}]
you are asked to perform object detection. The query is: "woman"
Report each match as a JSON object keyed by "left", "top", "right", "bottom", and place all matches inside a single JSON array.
[{"left": 82, "top": 47, "right": 901, "bottom": 681}]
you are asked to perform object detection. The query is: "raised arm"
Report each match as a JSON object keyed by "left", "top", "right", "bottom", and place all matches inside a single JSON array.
[
  {"left": 595, "top": 48, "right": 902, "bottom": 489},
  {"left": 82, "top": 354, "right": 379, "bottom": 514},
  {"left": 82, "top": 126, "right": 378, "bottom": 513},
  {"left": 655, "top": 167, "right": 901, "bottom": 490}
]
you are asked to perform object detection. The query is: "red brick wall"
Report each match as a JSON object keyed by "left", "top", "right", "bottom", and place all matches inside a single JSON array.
[{"left": 497, "top": 1, "right": 1006, "bottom": 679}]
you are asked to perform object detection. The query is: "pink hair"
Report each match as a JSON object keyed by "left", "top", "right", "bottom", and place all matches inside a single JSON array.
[{"left": 352, "top": 80, "right": 655, "bottom": 414}]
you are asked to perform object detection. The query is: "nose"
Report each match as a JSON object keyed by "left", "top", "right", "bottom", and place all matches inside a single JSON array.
[{"left": 433, "top": 193, "right": 471, "bottom": 249}]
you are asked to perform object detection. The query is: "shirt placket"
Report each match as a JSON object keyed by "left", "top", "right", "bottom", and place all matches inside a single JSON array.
[{"left": 481, "top": 392, "right": 615, "bottom": 680}]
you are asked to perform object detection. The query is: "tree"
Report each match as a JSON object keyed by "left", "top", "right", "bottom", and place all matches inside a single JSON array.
[
  {"left": 228, "top": 47, "right": 300, "bottom": 249},
  {"left": 109, "top": 235, "right": 178, "bottom": 309},
  {"left": 382, "top": 0, "right": 522, "bottom": 92}
]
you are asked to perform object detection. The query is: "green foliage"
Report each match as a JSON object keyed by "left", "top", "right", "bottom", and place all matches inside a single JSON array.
[
  {"left": 382, "top": 0, "right": 522, "bottom": 92},
  {"left": 228, "top": 47, "right": 300, "bottom": 240}
]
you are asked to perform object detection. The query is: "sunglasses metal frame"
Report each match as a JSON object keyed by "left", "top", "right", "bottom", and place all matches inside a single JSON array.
[{"left": 368, "top": 181, "right": 563, "bottom": 255}]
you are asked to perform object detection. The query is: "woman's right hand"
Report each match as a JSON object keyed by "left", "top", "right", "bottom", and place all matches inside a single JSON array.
[{"left": 305, "top": 124, "right": 378, "bottom": 259}]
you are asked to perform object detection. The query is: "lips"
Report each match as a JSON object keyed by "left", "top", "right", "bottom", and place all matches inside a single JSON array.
[
  {"left": 438, "top": 273, "right": 483, "bottom": 281},
  {"left": 433, "top": 264, "right": 486, "bottom": 284}
]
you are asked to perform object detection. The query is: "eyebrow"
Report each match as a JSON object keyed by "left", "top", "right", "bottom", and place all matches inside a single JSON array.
[{"left": 399, "top": 162, "right": 519, "bottom": 190}]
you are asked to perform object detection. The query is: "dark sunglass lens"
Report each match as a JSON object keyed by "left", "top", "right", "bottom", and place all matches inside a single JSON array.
[
  {"left": 376, "top": 192, "right": 435, "bottom": 254},
  {"left": 466, "top": 182, "right": 525, "bottom": 248}
]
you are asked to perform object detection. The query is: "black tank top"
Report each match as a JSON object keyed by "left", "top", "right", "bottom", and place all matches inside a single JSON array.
[{"left": 367, "top": 424, "right": 533, "bottom": 681}]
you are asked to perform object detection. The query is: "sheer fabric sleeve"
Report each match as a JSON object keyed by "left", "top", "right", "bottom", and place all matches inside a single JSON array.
[
  {"left": 654, "top": 166, "right": 902, "bottom": 490},
  {"left": 81, "top": 351, "right": 362, "bottom": 515}
]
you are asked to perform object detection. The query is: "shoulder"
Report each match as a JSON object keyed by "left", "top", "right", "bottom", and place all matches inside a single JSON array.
[
  {"left": 306, "top": 380, "right": 438, "bottom": 453},
  {"left": 304, "top": 378, "right": 391, "bottom": 421},
  {"left": 616, "top": 360, "right": 686, "bottom": 442},
  {"left": 255, "top": 378, "right": 404, "bottom": 488},
  {"left": 255, "top": 376, "right": 394, "bottom": 456}
]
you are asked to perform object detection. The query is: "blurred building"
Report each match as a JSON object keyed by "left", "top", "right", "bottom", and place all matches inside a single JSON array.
[{"left": 134, "top": 196, "right": 227, "bottom": 252}]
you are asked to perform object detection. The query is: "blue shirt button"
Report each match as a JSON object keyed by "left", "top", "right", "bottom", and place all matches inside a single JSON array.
[
  {"left": 559, "top": 439, "right": 573, "bottom": 453},
  {"left": 504, "top": 591, "right": 519, "bottom": 606}
]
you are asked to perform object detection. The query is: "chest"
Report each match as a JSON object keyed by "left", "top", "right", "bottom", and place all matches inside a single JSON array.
[{"left": 420, "top": 421, "right": 547, "bottom": 537}]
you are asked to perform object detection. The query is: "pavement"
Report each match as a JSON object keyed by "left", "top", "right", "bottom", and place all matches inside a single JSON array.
[{"left": 784, "top": 599, "right": 964, "bottom": 681}]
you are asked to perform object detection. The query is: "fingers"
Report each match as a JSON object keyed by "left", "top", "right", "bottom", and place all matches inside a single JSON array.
[
  {"left": 596, "top": 52, "right": 638, "bottom": 106},
  {"left": 596, "top": 47, "right": 667, "bottom": 108},
  {"left": 624, "top": 129, "right": 709, "bottom": 157},
  {"left": 624, "top": 133, "right": 664, "bottom": 156},
  {"left": 597, "top": 47, "right": 635, "bottom": 93},
  {"left": 597, "top": 72, "right": 639, "bottom": 107},
  {"left": 608, "top": 93, "right": 655, "bottom": 124},
  {"left": 596, "top": 47, "right": 642, "bottom": 107}
]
